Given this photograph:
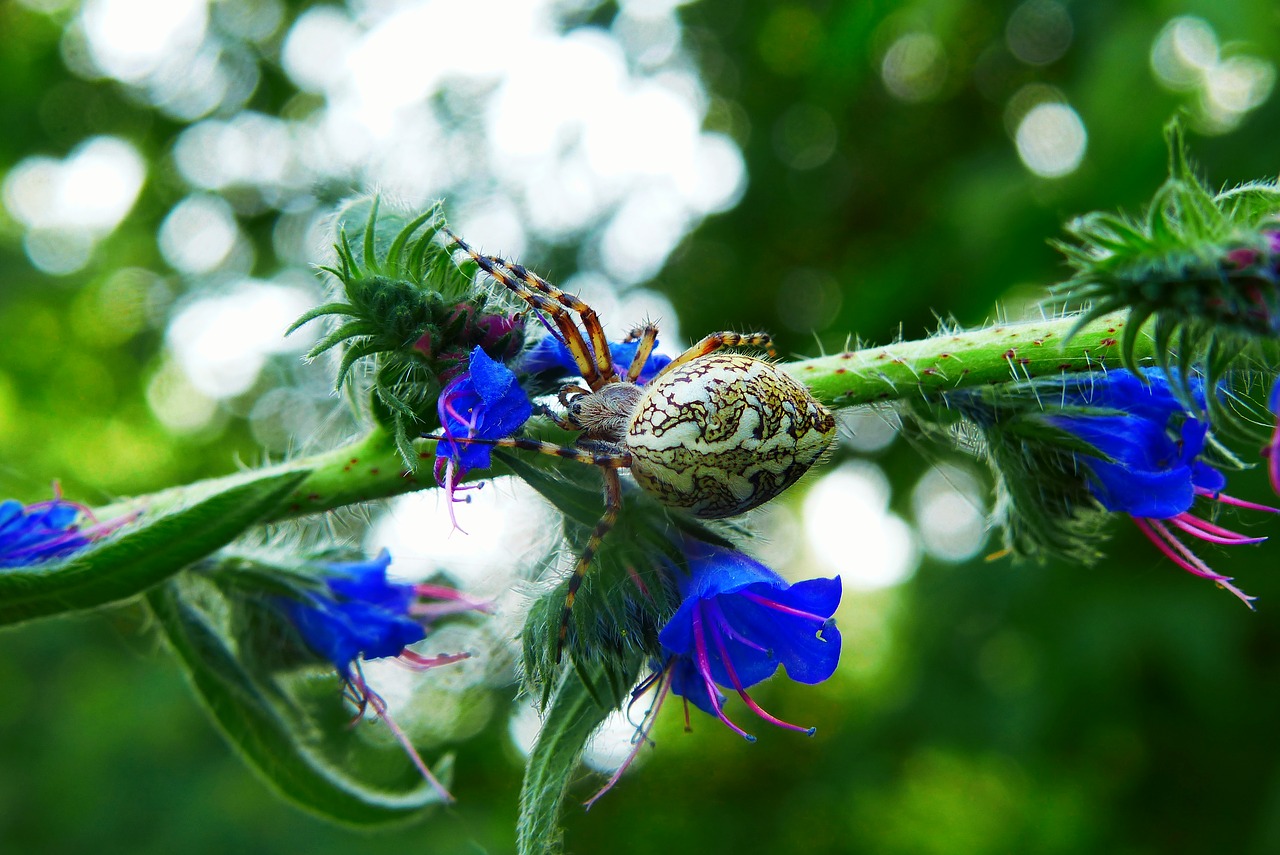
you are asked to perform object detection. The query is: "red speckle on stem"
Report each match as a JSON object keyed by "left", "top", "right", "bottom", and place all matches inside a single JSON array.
[
  {"left": 835, "top": 367, "right": 848, "bottom": 375},
  {"left": 1100, "top": 338, "right": 1118, "bottom": 347},
  {"left": 1002, "top": 349, "right": 1017, "bottom": 360},
  {"left": 370, "top": 468, "right": 381, "bottom": 475}
]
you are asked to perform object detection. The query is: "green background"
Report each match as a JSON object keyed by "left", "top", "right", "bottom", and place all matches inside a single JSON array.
[{"left": 4, "top": 1, "right": 1280, "bottom": 853}]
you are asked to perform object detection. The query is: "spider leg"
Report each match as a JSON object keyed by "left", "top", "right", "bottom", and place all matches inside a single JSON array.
[
  {"left": 533, "top": 403, "right": 578, "bottom": 431},
  {"left": 434, "top": 433, "right": 629, "bottom": 664},
  {"left": 439, "top": 435, "right": 633, "bottom": 469},
  {"left": 444, "top": 228, "right": 619, "bottom": 389},
  {"left": 558, "top": 467, "right": 623, "bottom": 662},
  {"left": 623, "top": 324, "right": 659, "bottom": 383},
  {"left": 621, "top": 325, "right": 649, "bottom": 343},
  {"left": 652, "top": 331, "right": 776, "bottom": 381},
  {"left": 558, "top": 384, "right": 591, "bottom": 410},
  {"left": 498, "top": 257, "right": 618, "bottom": 388}
]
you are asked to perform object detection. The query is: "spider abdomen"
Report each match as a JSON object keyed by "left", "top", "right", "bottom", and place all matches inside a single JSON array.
[{"left": 626, "top": 353, "right": 836, "bottom": 518}]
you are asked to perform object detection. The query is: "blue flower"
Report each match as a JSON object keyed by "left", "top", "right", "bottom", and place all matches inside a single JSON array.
[
  {"left": 1050, "top": 368, "right": 1274, "bottom": 606},
  {"left": 283, "top": 550, "right": 426, "bottom": 676},
  {"left": 283, "top": 549, "right": 487, "bottom": 677},
  {"left": 1049, "top": 369, "right": 1222, "bottom": 518},
  {"left": 436, "top": 345, "right": 532, "bottom": 473},
  {"left": 659, "top": 540, "right": 842, "bottom": 741},
  {"left": 520, "top": 335, "right": 672, "bottom": 385},
  {"left": 281, "top": 549, "right": 490, "bottom": 803},
  {"left": 0, "top": 492, "right": 124, "bottom": 567}
]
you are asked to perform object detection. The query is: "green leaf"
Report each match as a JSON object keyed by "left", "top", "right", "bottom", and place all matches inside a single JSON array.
[
  {"left": 148, "top": 578, "right": 447, "bottom": 827},
  {"left": 518, "top": 659, "right": 641, "bottom": 855},
  {"left": 0, "top": 471, "right": 309, "bottom": 626}
]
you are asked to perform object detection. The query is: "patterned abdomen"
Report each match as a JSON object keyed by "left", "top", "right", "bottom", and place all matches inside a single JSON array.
[{"left": 626, "top": 354, "right": 836, "bottom": 518}]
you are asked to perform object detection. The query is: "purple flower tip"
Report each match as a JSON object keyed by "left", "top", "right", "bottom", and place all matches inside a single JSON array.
[{"left": 0, "top": 491, "right": 125, "bottom": 568}]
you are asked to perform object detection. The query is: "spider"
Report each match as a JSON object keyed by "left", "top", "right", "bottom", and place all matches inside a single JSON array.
[{"left": 441, "top": 228, "right": 837, "bottom": 660}]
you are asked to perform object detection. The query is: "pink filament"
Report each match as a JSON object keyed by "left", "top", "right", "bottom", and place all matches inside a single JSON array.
[
  {"left": 691, "top": 605, "right": 754, "bottom": 741},
  {"left": 1196, "top": 487, "right": 1280, "bottom": 514},
  {"left": 1169, "top": 513, "right": 1267, "bottom": 545},
  {"left": 397, "top": 650, "right": 470, "bottom": 670},
  {"left": 740, "top": 592, "right": 830, "bottom": 624},
  {"left": 583, "top": 664, "right": 674, "bottom": 810},
  {"left": 1133, "top": 517, "right": 1256, "bottom": 608},
  {"left": 350, "top": 670, "right": 454, "bottom": 803},
  {"left": 704, "top": 602, "right": 813, "bottom": 735}
]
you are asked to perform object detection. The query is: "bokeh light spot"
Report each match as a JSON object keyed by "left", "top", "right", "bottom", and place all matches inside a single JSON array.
[
  {"left": 911, "top": 463, "right": 988, "bottom": 563},
  {"left": 159, "top": 194, "right": 239, "bottom": 274},
  {"left": 773, "top": 104, "right": 838, "bottom": 171},
  {"left": 881, "top": 32, "right": 947, "bottom": 103},
  {"left": 165, "top": 281, "right": 314, "bottom": 398},
  {"left": 1014, "top": 101, "right": 1086, "bottom": 178},
  {"left": 1005, "top": 0, "right": 1073, "bottom": 66},
  {"left": 803, "top": 462, "right": 918, "bottom": 590}
]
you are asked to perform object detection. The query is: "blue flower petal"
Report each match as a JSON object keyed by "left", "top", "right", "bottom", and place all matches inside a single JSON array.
[
  {"left": 668, "top": 655, "right": 724, "bottom": 718},
  {"left": 437, "top": 346, "right": 532, "bottom": 473},
  {"left": 284, "top": 551, "right": 427, "bottom": 675},
  {"left": 0, "top": 496, "right": 94, "bottom": 567},
  {"left": 1050, "top": 369, "right": 1217, "bottom": 519},
  {"left": 519, "top": 336, "right": 671, "bottom": 385},
  {"left": 660, "top": 541, "right": 842, "bottom": 704}
]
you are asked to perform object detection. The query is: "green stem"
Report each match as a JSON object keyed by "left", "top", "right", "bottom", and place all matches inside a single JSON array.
[
  {"left": 100, "top": 313, "right": 1144, "bottom": 522},
  {"left": 785, "top": 312, "right": 1144, "bottom": 406}
]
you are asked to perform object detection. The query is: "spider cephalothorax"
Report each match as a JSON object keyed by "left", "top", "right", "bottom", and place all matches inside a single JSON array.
[{"left": 441, "top": 228, "right": 837, "bottom": 657}]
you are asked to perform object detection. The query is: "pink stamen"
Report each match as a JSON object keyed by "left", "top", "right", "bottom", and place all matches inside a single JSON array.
[
  {"left": 350, "top": 669, "right": 454, "bottom": 803},
  {"left": 411, "top": 584, "right": 494, "bottom": 613},
  {"left": 691, "top": 605, "right": 755, "bottom": 742},
  {"left": 1138, "top": 518, "right": 1225, "bottom": 579},
  {"left": 705, "top": 600, "right": 770, "bottom": 656},
  {"left": 1133, "top": 517, "right": 1256, "bottom": 608},
  {"left": 583, "top": 662, "right": 674, "bottom": 810},
  {"left": 397, "top": 650, "right": 471, "bottom": 670},
  {"left": 624, "top": 564, "right": 651, "bottom": 598},
  {"left": 530, "top": 307, "right": 565, "bottom": 343},
  {"left": 443, "top": 396, "right": 477, "bottom": 433},
  {"left": 740, "top": 592, "right": 830, "bottom": 624},
  {"left": 1169, "top": 513, "right": 1267, "bottom": 545},
  {"left": 1196, "top": 487, "right": 1280, "bottom": 514},
  {"left": 435, "top": 459, "right": 468, "bottom": 535},
  {"left": 705, "top": 603, "right": 814, "bottom": 736}
]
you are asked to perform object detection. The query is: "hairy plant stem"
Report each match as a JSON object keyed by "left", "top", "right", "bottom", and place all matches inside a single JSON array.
[
  {"left": 786, "top": 312, "right": 1144, "bottom": 406},
  {"left": 101, "top": 313, "right": 1146, "bottom": 522}
]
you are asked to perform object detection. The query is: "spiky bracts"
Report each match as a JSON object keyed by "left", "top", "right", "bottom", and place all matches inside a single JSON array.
[
  {"left": 288, "top": 198, "right": 524, "bottom": 463},
  {"left": 1054, "top": 121, "right": 1280, "bottom": 429}
]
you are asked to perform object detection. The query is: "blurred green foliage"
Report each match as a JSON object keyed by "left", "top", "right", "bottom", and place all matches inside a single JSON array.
[{"left": 4, "top": 0, "right": 1280, "bottom": 853}]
